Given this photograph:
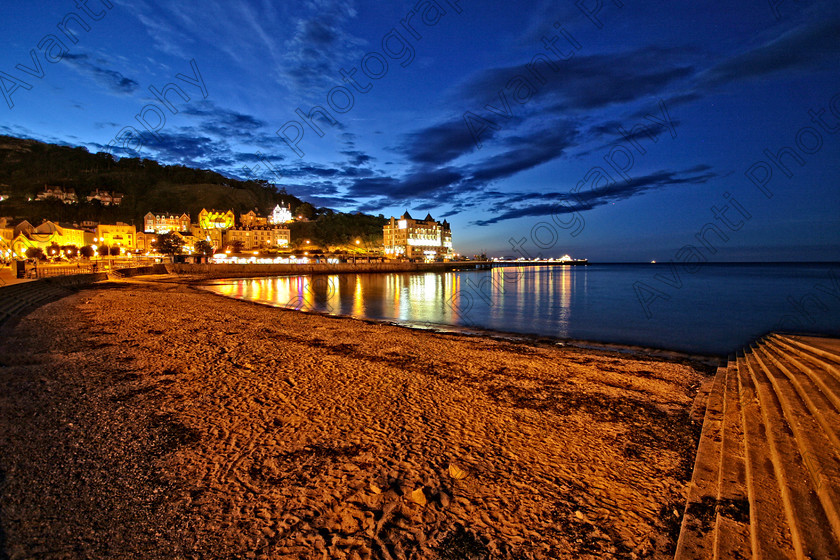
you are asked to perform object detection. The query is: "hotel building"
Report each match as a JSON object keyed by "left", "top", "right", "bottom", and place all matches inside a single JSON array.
[
  {"left": 36, "top": 186, "right": 78, "bottom": 204},
  {"left": 383, "top": 211, "right": 453, "bottom": 261},
  {"left": 224, "top": 225, "right": 290, "bottom": 250},
  {"left": 95, "top": 223, "right": 136, "bottom": 251},
  {"left": 269, "top": 204, "right": 293, "bottom": 224},
  {"left": 197, "top": 208, "right": 235, "bottom": 230},
  {"left": 144, "top": 212, "right": 190, "bottom": 233},
  {"left": 8, "top": 220, "right": 91, "bottom": 259},
  {"left": 86, "top": 189, "right": 124, "bottom": 206},
  {"left": 240, "top": 210, "right": 268, "bottom": 227}
]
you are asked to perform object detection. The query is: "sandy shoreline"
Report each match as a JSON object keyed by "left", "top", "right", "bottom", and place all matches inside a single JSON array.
[{"left": 0, "top": 278, "right": 710, "bottom": 559}]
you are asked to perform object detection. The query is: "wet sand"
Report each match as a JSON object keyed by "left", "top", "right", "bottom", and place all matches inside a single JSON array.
[{"left": 0, "top": 278, "right": 710, "bottom": 559}]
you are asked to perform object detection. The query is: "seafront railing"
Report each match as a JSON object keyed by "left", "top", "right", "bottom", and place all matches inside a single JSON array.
[{"left": 26, "top": 258, "right": 162, "bottom": 279}]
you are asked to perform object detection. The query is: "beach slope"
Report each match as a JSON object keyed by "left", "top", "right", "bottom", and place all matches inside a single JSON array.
[{"left": 0, "top": 279, "right": 708, "bottom": 559}]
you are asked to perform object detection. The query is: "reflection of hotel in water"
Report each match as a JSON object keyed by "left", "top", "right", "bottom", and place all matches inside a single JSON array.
[
  {"left": 210, "top": 273, "right": 462, "bottom": 325},
  {"left": 207, "top": 265, "right": 582, "bottom": 337}
]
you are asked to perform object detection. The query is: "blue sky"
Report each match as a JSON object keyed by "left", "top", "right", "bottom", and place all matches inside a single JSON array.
[{"left": 2, "top": 0, "right": 839, "bottom": 261}]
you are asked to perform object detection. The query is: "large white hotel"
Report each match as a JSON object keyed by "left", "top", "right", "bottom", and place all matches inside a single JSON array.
[{"left": 383, "top": 211, "right": 453, "bottom": 261}]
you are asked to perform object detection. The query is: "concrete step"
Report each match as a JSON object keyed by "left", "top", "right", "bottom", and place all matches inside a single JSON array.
[
  {"left": 768, "top": 335, "right": 840, "bottom": 416},
  {"left": 677, "top": 336, "right": 840, "bottom": 559},
  {"left": 792, "top": 335, "right": 840, "bottom": 360},
  {"left": 0, "top": 298, "right": 30, "bottom": 316},
  {"left": 690, "top": 375, "right": 716, "bottom": 427},
  {"left": 745, "top": 347, "right": 839, "bottom": 559},
  {"left": 779, "top": 335, "right": 840, "bottom": 377},
  {"left": 761, "top": 339, "right": 840, "bottom": 452},
  {"left": 735, "top": 354, "right": 796, "bottom": 559},
  {"left": 674, "top": 365, "right": 727, "bottom": 558},
  {"left": 755, "top": 342, "right": 840, "bottom": 553},
  {"left": 712, "top": 361, "right": 751, "bottom": 558}
]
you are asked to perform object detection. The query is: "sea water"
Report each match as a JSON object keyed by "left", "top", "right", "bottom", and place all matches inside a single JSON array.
[{"left": 204, "top": 263, "right": 840, "bottom": 355}]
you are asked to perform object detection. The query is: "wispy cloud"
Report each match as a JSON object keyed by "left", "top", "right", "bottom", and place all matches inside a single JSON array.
[
  {"left": 283, "top": 0, "right": 363, "bottom": 93},
  {"left": 62, "top": 53, "right": 140, "bottom": 94},
  {"left": 698, "top": 17, "right": 840, "bottom": 88},
  {"left": 474, "top": 165, "right": 718, "bottom": 225}
]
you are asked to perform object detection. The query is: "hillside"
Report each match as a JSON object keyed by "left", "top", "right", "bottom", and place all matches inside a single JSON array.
[{"left": 0, "top": 135, "right": 386, "bottom": 247}]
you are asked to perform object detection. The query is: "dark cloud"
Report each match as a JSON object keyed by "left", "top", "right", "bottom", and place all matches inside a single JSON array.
[
  {"left": 398, "top": 119, "right": 502, "bottom": 166},
  {"left": 474, "top": 165, "right": 718, "bottom": 225},
  {"left": 345, "top": 121, "right": 578, "bottom": 212},
  {"left": 467, "top": 124, "right": 577, "bottom": 185},
  {"left": 340, "top": 149, "right": 373, "bottom": 166},
  {"left": 62, "top": 53, "right": 140, "bottom": 94},
  {"left": 459, "top": 47, "right": 695, "bottom": 114},
  {"left": 183, "top": 103, "right": 266, "bottom": 130},
  {"left": 700, "top": 17, "right": 840, "bottom": 88}
]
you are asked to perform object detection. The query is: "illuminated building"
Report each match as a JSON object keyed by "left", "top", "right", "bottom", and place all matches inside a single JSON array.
[
  {"left": 35, "top": 185, "right": 78, "bottom": 204},
  {"left": 269, "top": 204, "right": 293, "bottom": 224},
  {"left": 96, "top": 223, "right": 136, "bottom": 250},
  {"left": 85, "top": 189, "right": 124, "bottom": 206},
  {"left": 198, "top": 208, "right": 235, "bottom": 230},
  {"left": 190, "top": 224, "right": 223, "bottom": 249},
  {"left": 240, "top": 210, "right": 268, "bottom": 227},
  {"left": 136, "top": 231, "right": 156, "bottom": 252},
  {"left": 383, "top": 211, "right": 453, "bottom": 261},
  {"left": 8, "top": 220, "right": 90, "bottom": 259},
  {"left": 137, "top": 231, "right": 196, "bottom": 254},
  {"left": 144, "top": 212, "right": 190, "bottom": 233},
  {"left": 0, "top": 225, "right": 13, "bottom": 262},
  {"left": 224, "top": 225, "right": 290, "bottom": 250}
]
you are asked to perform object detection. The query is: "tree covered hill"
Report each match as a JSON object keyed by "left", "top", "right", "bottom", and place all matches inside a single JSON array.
[
  {"left": 0, "top": 135, "right": 386, "bottom": 247},
  {"left": 0, "top": 135, "right": 302, "bottom": 223}
]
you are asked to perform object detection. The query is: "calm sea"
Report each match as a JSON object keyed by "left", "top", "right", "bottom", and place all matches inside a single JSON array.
[{"left": 203, "top": 263, "right": 840, "bottom": 355}]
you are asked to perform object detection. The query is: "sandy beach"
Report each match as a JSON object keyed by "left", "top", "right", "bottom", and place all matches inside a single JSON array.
[{"left": 0, "top": 277, "right": 711, "bottom": 559}]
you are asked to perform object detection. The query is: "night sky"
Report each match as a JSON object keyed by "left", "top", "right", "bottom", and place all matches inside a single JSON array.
[{"left": 2, "top": 0, "right": 839, "bottom": 261}]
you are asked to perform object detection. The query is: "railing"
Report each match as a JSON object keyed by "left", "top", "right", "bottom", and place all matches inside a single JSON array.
[
  {"left": 27, "top": 258, "right": 164, "bottom": 279},
  {"left": 31, "top": 264, "right": 95, "bottom": 278}
]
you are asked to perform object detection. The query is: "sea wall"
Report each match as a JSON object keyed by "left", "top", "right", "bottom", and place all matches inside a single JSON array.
[{"left": 112, "top": 264, "right": 169, "bottom": 277}]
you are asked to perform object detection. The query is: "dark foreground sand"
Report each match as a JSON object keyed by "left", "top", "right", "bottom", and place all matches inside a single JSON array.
[{"left": 0, "top": 278, "right": 710, "bottom": 559}]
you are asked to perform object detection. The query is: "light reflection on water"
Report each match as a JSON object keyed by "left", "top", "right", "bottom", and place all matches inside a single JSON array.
[{"left": 203, "top": 264, "right": 840, "bottom": 355}]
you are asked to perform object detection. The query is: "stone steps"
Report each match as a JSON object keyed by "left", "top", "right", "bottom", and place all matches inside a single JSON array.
[
  {"left": 0, "top": 273, "right": 106, "bottom": 330},
  {"left": 675, "top": 334, "right": 840, "bottom": 559}
]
